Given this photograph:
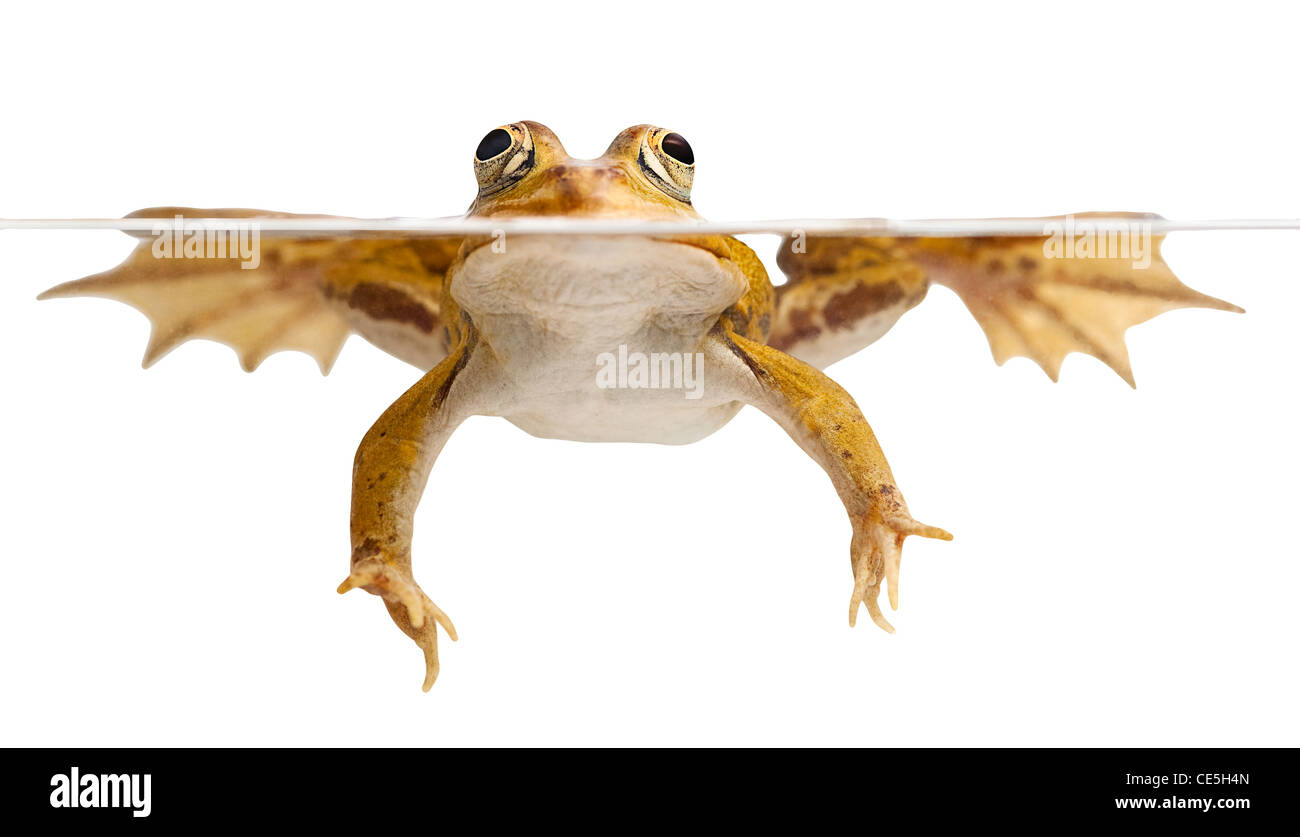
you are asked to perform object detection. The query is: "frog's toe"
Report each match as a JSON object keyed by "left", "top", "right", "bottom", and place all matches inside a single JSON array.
[
  {"left": 338, "top": 558, "right": 458, "bottom": 691},
  {"left": 848, "top": 542, "right": 895, "bottom": 634},
  {"left": 884, "top": 514, "right": 953, "bottom": 543},
  {"left": 338, "top": 558, "right": 428, "bottom": 627},
  {"left": 848, "top": 509, "right": 952, "bottom": 632},
  {"left": 382, "top": 597, "right": 458, "bottom": 692}
]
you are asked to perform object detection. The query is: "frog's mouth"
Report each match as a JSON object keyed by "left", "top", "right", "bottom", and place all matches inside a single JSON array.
[
  {"left": 449, "top": 234, "right": 748, "bottom": 317},
  {"left": 460, "top": 157, "right": 727, "bottom": 265},
  {"left": 459, "top": 230, "right": 730, "bottom": 257}
]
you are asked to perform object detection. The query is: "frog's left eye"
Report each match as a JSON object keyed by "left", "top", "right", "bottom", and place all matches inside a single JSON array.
[
  {"left": 660, "top": 133, "right": 694, "bottom": 165},
  {"left": 476, "top": 129, "right": 513, "bottom": 162},
  {"left": 638, "top": 128, "right": 694, "bottom": 203},
  {"left": 473, "top": 122, "right": 535, "bottom": 197}
]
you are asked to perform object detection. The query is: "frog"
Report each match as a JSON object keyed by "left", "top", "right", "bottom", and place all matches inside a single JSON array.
[{"left": 39, "top": 121, "right": 1241, "bottom": 690}]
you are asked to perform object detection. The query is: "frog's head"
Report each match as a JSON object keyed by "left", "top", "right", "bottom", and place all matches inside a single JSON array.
[{"left": 466, "top": 121, "right": 699, "bottom": 221}]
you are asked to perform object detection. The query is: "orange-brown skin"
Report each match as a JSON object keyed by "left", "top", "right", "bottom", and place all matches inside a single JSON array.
[
  {"left": 38, "top": 124, "right": 1239, "bottom": 690},
  {"left": 773, "top": 214, "right": 1240, "bottom": 382},
  {"left": 339, "top": 326, "right": 479, "bottom": 689},
  {"left": 772, "top": 236, "right": 930, "bottom": 367},
  {"left": 707, "top": 323, "right": 951, "bottom": 631},
  {"left": 339, "top": 124, "right": 801, "bottom": 686}
]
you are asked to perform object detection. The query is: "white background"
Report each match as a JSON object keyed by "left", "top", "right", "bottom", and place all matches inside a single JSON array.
[{"left": 1, "top": 0, "right": 1296, "bottom": 747}]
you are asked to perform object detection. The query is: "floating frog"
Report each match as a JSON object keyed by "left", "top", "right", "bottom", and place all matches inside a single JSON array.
[{"left": 40, "top": 121, "right": 1240, "bottom": 690}]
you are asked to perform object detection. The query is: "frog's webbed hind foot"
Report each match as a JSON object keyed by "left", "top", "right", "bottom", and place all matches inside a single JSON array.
[
  {"left": 848, "top": 507, "right": 953, "bottom": 633},
  {"left": 338, "top": 558, "right": 458, "bottom": 691},
  {"left": 912, "top": 216, "right": 1242, "bottom": 386},
  {"left": 775, "top": 214, "right": 1241, "bottom": 384}
]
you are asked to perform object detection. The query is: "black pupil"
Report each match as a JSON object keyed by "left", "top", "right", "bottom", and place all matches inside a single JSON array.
[
  {"left": 476, "top": 128, "right": 513, "bottom": 161},
  {"left": 660, "top": 132, "right": 693, "bottom": 165}
]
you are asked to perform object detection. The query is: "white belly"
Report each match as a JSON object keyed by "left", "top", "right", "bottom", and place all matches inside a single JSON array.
[{"left": 450, "top": 236, "right": 749, "bottom": 443}]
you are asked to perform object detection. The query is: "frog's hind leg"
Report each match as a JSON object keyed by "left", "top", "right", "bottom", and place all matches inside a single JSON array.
[
  {"left": 703, "top": 323, "right": 951, "bottom": 632},
  {"left": 38, "top": 206, "right": 458, "bottom": 372},
  {"left": 904, "top": 215, "right": 1242, "bottom": 386},
  {"left": 337, "top": 325, "right": 502, "bottom": 690},
  {"left": 775, "top": 213, "right": 1242, "bottom": 385},
  {"left": 770, "top": 236, "right": 930, "bottom": 370}
]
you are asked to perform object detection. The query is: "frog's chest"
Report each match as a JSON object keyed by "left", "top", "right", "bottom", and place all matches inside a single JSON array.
[{"left": 449, "top": 235, "right": 749, "bottom": 443}]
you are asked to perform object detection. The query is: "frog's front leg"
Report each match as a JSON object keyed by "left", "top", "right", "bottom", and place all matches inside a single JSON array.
[
  {"left": 704, "top": 324, "right": 952, "bottom": 631},
  {"left": 337, "top": 325, "right": 499, "bottom": 690}
]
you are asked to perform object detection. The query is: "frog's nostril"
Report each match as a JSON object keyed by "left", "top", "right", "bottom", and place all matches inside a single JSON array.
[{"left": 476, "top": 128, "right": 513, "bottom": 162}]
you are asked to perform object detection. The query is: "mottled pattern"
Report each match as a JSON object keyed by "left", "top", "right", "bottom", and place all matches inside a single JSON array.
[
  {"left": 772, "top": 236, "right": 928, "bottom": 368},
  {"left": 38, "top": 130, "right": 1241, "bottom": 692},
  {"left": 709, "top": 321, "right": 951, "bottom": 631},
  {"left": 903, "top": 216, "right": 1242, "bottom": 386},
  {"left": 40, "top": 207, "right": 457, "bottom": 373},
  {"left": 775, "top": 213, "right": 1239, "bottom": 383}
]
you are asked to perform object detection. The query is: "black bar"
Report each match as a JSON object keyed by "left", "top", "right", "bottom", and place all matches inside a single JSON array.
[{"left": 2, "top": 748, "right": 1282, "bottom": 825}]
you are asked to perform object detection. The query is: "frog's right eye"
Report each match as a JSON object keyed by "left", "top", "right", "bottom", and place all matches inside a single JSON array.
[
  {"left": 475, "top": 129, "right": 512, "bottom": 161},
  {"left": 636, "top": 127, "right": 694, "bottom": 204},
  {"left": 473, "top": 122, "right": 535, "bottom": 197}
]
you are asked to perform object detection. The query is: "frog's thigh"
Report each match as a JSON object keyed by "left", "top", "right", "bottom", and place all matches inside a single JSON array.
[{"left": 768, "top": 238, "right": 929, "bottom": 370}]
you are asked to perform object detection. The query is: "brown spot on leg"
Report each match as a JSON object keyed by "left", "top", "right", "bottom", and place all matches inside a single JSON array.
[
  {"left": 771, "top": 305, "right": 822, "bottom": 351},
  {"left": 348, "top": 283, "right": 437, "bottom": 333},
  {"left": 352, "top": 537, "right": 382, "bottom": 563},
  {"left": 824, "top": 281, "right": 906, "bottom": 331}
]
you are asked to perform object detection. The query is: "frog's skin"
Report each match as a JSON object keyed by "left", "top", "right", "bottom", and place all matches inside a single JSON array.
[{"left": 40, "top": 121, "right": 1241, "bottom": 690}]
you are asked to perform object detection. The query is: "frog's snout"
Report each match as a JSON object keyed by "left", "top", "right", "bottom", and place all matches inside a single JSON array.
[
  {"left": 536, "top": 163, "right": 632, "bottom": 211},
  {"left": 545, "top": 163, "right": 629, "bottom": 187}
]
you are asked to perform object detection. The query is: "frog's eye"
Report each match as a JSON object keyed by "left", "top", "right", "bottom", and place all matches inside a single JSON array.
[
  {"left": 475, "top": 129, "right": 513, "bottom": 162},
  {"left": 638, "top": 128, "right": 694, "bottom": 203},
  {"left": 473, "top": 122, "right": 535, "bottom": 197},
  {"left": 660, "top": 133, "right": 694, "bottom": 165}
]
